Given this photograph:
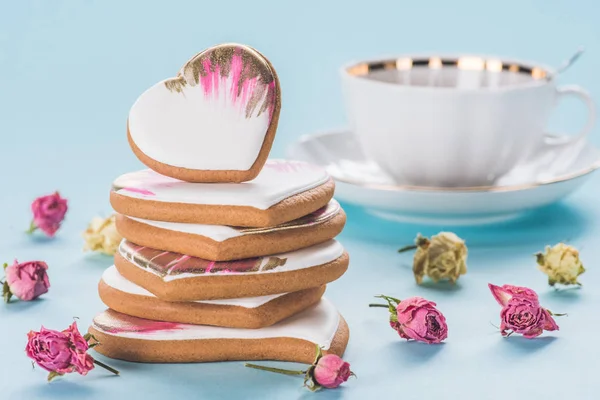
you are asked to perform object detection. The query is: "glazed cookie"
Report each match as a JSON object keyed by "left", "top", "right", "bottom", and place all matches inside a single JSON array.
[
  {"left": 110, "top": 159, "right": 335, "bottom": 227},
  {"left": 128, "top": 43, "right": 281, "bottom": 183},
  {"left": 89, "top": 299, "right": 348, "bottom": 363},
  {"left": 114, "top": 239, "right": 349, "bottom": 301},
  {"left": 99, "top": 266, "right": 326, "bottom": 329},
  {"left": 116, "top": 200, "right": 345, "bottom": 261}
]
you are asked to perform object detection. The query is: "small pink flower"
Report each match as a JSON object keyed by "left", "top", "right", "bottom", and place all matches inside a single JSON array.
[
  {"left": 245, "top": 345, "right": 354, "bottom": 391},
  {"left": 313, "top": 354, "right": 352, "bottom": 389},
  {"left": 29, "top": 192, "right": 68, "bottom": 237},
  {"left": 372, "top": 295, "right": 448, "bottom": 344},
  {"left": 26, "top": 323, "right": 93, "bottom": 379},
  {"left": 25, "top": 322, "right": 118, "bottom": 381},
  {"left": 395, "top": 297, "right": 448, "bottom": 344},
  {"left": 3, "top": 260, "right": 50, "bottom": 302},
  {"left": 500, "top": 298, "right": 559, "bottom": 338},
  {"left": 489, "top": 283, "right": 562, "bottom": 339}
]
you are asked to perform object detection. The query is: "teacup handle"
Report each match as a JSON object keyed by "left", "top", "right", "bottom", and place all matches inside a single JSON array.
[{"left": 547, "top": 85, "right": 596, "bottom": 145}]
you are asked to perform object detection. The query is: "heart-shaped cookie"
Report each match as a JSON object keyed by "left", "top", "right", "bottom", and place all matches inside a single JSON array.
[{"left": 127, "top": 43, "right": 281, "bottom": 183}]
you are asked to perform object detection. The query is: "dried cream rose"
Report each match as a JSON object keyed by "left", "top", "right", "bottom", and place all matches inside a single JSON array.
[
  {"left": 400, "top": 232, "right": 467, "bottom": 285},
  {"left": 83, "top": 215, "right": 121, "bottom": 255},
  {"left": 536, "top": 243, "right": 585, "bottom": 286}
]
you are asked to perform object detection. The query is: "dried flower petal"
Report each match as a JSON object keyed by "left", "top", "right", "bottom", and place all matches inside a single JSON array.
[
  {"left": 536, "top": 243, "right": 585, "bottom": 286},
  {"left": 29, "top": 192, "right": 68, "bottom": 237},
  {"left": 245, "top": 345, "right": 353, "bottom": 391},
  {"left": 408, "top": 232, "right": 467, "bottom": 285},
  {"left": 25, "top": 322, "right": 118, "bottom": 381},
  {"left": 83, "top": 215, "right": 122, "bottom": 256},
  {"left": 373, "top": 295, "right": 448, "bottom": 344},
  {"left": 488, "top": 283, "right": 562, "bottom": 339},
  {"left": 4, "top": 260, "right": 50, "bottom": 302}
]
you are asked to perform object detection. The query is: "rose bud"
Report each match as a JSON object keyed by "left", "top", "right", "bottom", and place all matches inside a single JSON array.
[
  {"left": 489, "top": 283, "right": 563, "bottom": 339},
  {"left": 2, "top": 260, "right": 50, "bottom": 303},
  {"left": 26, "top": 322, "right": 118, "bottom": 381},
  {"left": 245, "top": 345, "right": 354, "bottom": 391},
  {"left": 28, "top": 192, "right": 68, "bottom": 237},
  {"left": 313, "top": 354, "right": 352, "bottom": 389},
  {"left": 399, "top": 232, "right": 467, "bottom": 285},
  {"left": 536, "top": 243, "right": 585, "bottom": 287},
  {"left": 371, "top": 295, "right": 448, "bottom": 344},
  {"left": 83, "top": 215, "right": 122, "bottom": 255}
]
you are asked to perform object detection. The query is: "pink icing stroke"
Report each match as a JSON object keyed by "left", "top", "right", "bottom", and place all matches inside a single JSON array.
[
  {"left": 120, "top": 187, "right": 155, "bottom": 196},
  {"left": 196, "top": 48, "right": 276, "bottom": 121},
  {"left": 120, "top": 240, "right": 269, "bottom": 277},
  {"left": 95, "top": 310, "right": 184, "bottom": 334},
  {"left": 200, "top": 58, "right": 218, "bottom": 98}
]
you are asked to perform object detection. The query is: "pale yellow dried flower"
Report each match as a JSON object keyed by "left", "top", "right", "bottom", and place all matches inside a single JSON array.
[
  {"left": 536, "top": 243, "right": 585, "bottom": 286},
  {"left": 401, "top": 232, "right": 468, "bottom": 285},
  {"left": 83, "top": 215, "right": 121, "bottom": 256}
]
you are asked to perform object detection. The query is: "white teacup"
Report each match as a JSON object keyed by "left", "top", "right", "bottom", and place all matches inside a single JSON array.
[{"left": 341, "top": 55, "right": 596, "bottom": 187}]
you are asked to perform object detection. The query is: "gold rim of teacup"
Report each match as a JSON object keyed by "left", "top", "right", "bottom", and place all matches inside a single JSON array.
[
  {"left": 344, "top": 55, "right": 552, "bottom": 88},
  {"left": 298, "top": 131, "right": 600, "bottom": 193}
]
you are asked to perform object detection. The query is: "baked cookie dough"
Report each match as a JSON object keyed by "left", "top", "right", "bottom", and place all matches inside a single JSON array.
[
  {"left": 89, "top": 299, "right": 348, "bottom": 363},
  {"left": 128, "top": 43, "right": 281, "bottom": 183},
  {"left": 114, "top": 239, "right": 349, "bottom": 301},
  {"left": 110, "top": 160, "right": 335, "bottom": 227},
  {"left": 99, "top": 266, "right": 325, "bottom": 329},
  {"left": 116, "top": 200, "right": 345, "bottom": 261}
]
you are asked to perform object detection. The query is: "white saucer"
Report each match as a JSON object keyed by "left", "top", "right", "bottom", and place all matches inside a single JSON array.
[{"left": 287, "top": 129, "right": 600, "bottom": 225}]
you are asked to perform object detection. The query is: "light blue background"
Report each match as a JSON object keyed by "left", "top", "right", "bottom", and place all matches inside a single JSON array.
[{"left": 1, "top": 1, "right": 599, "bottom": 399}]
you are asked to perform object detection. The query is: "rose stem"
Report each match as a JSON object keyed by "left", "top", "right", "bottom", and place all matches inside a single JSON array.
[
  {"left": 368, "top": 304, "right": 389, "bottom": 308},
  {"left": 398, "top": 245, "right": 417, "bottom": 253},
  {"left": 26, "top": 220, "right": 37, "bottom": 234},
  {"left": 245, "top": 363, "right": 305, "bottom": 376},
  {"left": 93, "top": 359, "right": 120, "bottom": 375}
]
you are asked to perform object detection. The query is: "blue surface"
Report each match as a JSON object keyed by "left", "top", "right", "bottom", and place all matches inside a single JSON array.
[{"left": 1, "top": 1, "right": 600, "bottom": 399}]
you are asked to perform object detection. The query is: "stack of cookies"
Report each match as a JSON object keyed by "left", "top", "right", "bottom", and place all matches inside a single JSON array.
[{"left": 89, "top": 44, "right": 350, "bottom": 364}]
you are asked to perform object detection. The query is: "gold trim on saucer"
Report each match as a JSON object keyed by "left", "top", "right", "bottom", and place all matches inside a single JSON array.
[
  {"left": 330, "top": 164, "right": 600, "bottom": 193},
  {"left": 346, "top": 56, "right": 549, "bottom": 80}
]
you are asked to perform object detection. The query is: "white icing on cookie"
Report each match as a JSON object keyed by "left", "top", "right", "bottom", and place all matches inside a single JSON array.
[
  {"left": 128, "top": 44, "right": 277, "bottom": 171},
  {"left": 112, "top": 159, "right": 329, "bottom": 210},
  {"left": 124, "top": 239, "right": 344, "bottom": 282},
  {"left": 102, "top": 265, "right": 287, "bottom": 308},
  {"left": 128, "top": 199, "right": 341, "bottom": 243},
  {"left": 129, "top": 217, "right": 243, "bottom": 241},
  {"left": 92, "top": 298, "right": 340, "bottom": 349}
]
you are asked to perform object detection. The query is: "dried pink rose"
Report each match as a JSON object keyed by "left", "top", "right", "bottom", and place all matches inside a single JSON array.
[
  {"left": 372, "top": 295, "right": 448, "bottom": 344},
  {"left": 2, "top": 260, "right": 50, "bottom": 303},
  {"left": 28, "top": 192, "right": 68, "bottom": 237},
  {"left": 313, "top": 354, "right": 352, "bottom": 389},
  {"left": 500, "top": 298, "right": 559, "bottom": 338},
  {"left": 490, "top": 284, "right": 539, "bottom": 306},
  {"left": 489, "top": 283, "right": 562, "bottom": 339},
  {"left": 245, "top": 345, "right": 354, "bottom": 391},
  {"left": 25, "top": 322, "right": 118, "bottom": 381}
]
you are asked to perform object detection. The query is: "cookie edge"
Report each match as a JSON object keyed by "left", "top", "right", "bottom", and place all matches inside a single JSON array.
[
  {"left": 88, "top": 315, "right": 349, "bottom": 364},
  {"left": 114, "top": 207, "right": 346, "bottom": 261},
  {"left": 110, "top": 178, "right": 335, "bottom": 227},
  {"left": 99, "top": 279, "right": 326, "bottom": 329},
  {"left": 126, "top": 45, "right": 281, "bottom": 184},
  {"left": 114, "top": 250, "right": 349, "bottom": 301}
]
